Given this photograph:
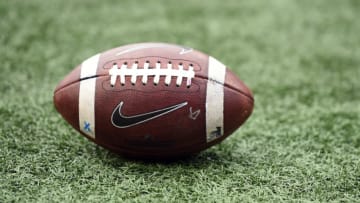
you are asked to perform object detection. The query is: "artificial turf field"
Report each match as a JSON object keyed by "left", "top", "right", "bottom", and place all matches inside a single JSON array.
[{"left": 1, "top": 0, "right": 359, "bottom": 202}]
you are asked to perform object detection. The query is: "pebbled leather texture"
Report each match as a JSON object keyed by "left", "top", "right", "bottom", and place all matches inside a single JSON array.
[{"left": 54, "top": 42, "right": 254, "bottom": 158}]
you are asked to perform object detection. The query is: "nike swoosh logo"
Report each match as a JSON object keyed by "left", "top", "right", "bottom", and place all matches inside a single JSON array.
[
  {"left": 179, "top": 47, "right": 193, "bottom": 55},
  {"left": 111, "top": 101, "right": 188, "bottom": 128}
]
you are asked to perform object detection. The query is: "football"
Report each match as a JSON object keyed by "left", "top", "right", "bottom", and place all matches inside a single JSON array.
[{"left": 54, "top": 42, "right": 254, "bottom": 159}]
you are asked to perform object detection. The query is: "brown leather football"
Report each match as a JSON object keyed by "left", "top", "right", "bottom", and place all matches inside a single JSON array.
[{"left": 54, "top": 42, "right": 254, "bottom": 159}]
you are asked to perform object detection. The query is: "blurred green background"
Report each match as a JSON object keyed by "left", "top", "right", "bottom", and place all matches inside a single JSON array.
[{"left": 1, "top": 0, "right": 359, "bottom": 202}]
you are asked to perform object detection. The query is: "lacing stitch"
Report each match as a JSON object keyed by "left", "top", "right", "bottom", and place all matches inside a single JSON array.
[{"left": 109, "top": 61, "right": 195, "bottom": 87}]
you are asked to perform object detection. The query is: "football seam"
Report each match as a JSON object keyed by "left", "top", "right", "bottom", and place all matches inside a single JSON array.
[
  {"left": 195, "top": 74, "right": 253, "bottom": 101},
  {"left": 54, "top": 74, "right": 254, "bottom": 102}
]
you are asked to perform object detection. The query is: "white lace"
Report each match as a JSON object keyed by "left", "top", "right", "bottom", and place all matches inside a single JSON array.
[{"left": 109, "top": 61, "right": 195, "bottom": 87}]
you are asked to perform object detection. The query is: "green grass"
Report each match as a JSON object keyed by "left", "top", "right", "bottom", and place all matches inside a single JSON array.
[{"left": 1, "top": 0, "right": 360, "bottom": 202}]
